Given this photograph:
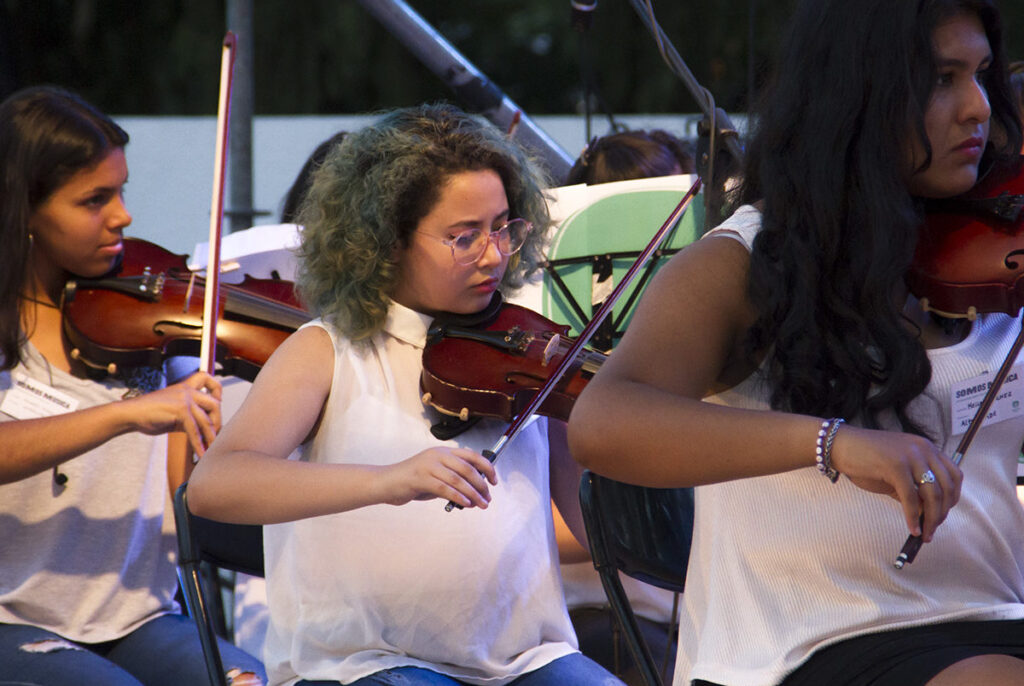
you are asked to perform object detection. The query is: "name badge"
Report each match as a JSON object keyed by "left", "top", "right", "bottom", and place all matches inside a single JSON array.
[
  {"left": 950, "top": 365, "right": 1024, "bottom": 435},
  {"left": 0, "top": 372, "right": 80, "bottom": 420}
]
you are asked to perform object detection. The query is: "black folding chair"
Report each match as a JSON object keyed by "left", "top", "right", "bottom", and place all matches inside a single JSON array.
[
  {"left": 578, "top": 469, "right": 695, "bottom": 686},
  {"left": 173, "top": 482, "right": 264, "bottom": 686}
]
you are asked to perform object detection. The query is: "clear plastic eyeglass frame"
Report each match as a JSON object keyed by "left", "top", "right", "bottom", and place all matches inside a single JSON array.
[{"left": 415, "top": 218, "right": 533, "bottom": 265}]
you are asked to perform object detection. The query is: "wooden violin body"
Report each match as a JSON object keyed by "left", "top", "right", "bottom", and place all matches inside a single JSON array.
[
  {"left": 421, "top": 303, "right": 605, "bottom": 423},
  {"left": 908, "top": 155, "right": 1024, "bottom": 319},
  {"left": 62, "top": 237, "right": 310, "bottom": 381}
]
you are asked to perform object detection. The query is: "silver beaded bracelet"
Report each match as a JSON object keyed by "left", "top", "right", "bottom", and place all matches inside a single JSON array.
[{"left": 815, "top": 417, "right": 844, "bottom": 483}]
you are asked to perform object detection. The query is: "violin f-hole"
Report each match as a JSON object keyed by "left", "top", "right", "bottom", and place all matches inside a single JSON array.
[{"left": 1004, "top": 248, "right": 1024, "bottom": 270}]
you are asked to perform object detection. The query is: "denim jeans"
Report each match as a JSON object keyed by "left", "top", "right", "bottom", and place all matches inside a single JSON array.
[
  {"left": 296, "top": 653, "right": 623, "bottom": 686},
  {"left": 0, "top": 613, "right": 266, "bottom": 686}
]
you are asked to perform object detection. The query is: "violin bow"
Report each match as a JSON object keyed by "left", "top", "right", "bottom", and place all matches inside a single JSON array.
[
  {"left": 198, "top": 32, "right": 237, "bottom": 377},
  {"left": 445, "top": 177, "right": 702, "bottom": 511},
  {"left": 894, "top": 323, "right": 1024, "bottom": 568}
]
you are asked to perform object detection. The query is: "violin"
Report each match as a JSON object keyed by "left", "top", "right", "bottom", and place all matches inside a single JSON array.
[
  {"left": 907, "top": 154, "right": 1024, "bottom": 319},
  {"left": 61, "top": 237, "right": 310, "bottom": 382},
  {"left": 419, "top": 179, "right": 701, "bottom": 453},
  {"left": 420, "top": 179, "right": 699, "bottom": 453},
  {"left": 421, "top": 298, "right": 605, "bottom": 425}
]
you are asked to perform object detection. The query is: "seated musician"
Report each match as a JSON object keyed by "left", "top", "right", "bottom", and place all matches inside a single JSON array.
[
  {"left": 0, "top": 85, "right": 265, "bottom": 685},
  {"left": 187, "top": 103, "right": 623, "bottom": 686},
  {"left": 569, "top": 1, "right": 1024, "bottom": 685}
]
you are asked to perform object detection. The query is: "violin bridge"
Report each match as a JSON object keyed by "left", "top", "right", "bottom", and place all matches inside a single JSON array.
[
  {"left": 184, "top": 273, "right": 196, "bottom": 312},
  {"left": 542, "top": 334, "right": 561, "bottom": 366}
]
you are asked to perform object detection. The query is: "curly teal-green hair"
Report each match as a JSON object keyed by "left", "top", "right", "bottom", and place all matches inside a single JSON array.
[{"left": 294, "top": 103, "right": 553, "bottom": 340}]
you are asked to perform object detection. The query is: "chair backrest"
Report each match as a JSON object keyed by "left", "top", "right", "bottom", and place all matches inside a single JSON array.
[
  {"left": 174, "top": 483, "right": 264, "bottom": 577},
  {"left": 541, "top": 183, "right": 704, "bottom": 350},
  {"left": 578, "top": 470, "right": 694, "bottom": 686},
  {"left": 173, "top": 482, "right": 264, "bottom": 686},
  {"left": 580, "top": 470, "right": 693, "bottom": 592}
]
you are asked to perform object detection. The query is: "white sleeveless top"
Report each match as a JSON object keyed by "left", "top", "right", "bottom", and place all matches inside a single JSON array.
[
  {"left": 262, "top": 303, "right": 577, "bottom": 686},
  {"left": 675, "top": 206, "right": 1024, "bottom": 686}
]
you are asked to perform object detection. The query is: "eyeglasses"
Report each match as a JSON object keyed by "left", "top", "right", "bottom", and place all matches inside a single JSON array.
[{"left": 415, "top": 218, "right": 533, "bottom": 265}]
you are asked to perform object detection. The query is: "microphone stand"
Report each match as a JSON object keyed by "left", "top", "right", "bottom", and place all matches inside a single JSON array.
[
  {"left": 356, "top": 0, "right": 574, "bottom": 180},
  {"left": 625, "top": 0, "right": 743, "bottom": 229}
]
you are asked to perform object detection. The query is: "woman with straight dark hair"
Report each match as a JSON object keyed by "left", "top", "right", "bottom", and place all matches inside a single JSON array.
[
  {"left": 0, "top": 85, "right": 265, "bottom": 685},
  {"left": 569, "top": 0, "right": 1024, "bottom": 684},
  {"left": 565, "top": 129, "right": 694, "bottom": 186}
]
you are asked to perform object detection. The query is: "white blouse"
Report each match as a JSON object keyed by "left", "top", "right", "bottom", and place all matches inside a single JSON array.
[
  {"left": 675, "top": 206, "right": 1024, "bottom": 686},
  {"left": 262, "top": 302, "right": 578, "bottom": 686}
]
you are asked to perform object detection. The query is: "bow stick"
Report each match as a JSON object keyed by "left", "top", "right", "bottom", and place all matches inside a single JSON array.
[
  {"left": 198, "top": 32, "right": 237, "bottom": 377},
  {"left": 894, "top": 324, "right": 1024, "bottom": 567}
]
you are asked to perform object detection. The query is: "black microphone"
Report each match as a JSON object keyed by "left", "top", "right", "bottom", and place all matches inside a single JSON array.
[{"left": 570, "top": 0, "right": 597, "bottom": 32}]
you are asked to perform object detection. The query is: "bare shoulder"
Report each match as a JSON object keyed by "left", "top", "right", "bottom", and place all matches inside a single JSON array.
[
  {"left": 601, "top": 233, "right": 756, "bottom": 396},
  {"left": 635, "top": 232, "right": 754, "bottom": 342},
  {"left": 660, "top": 232, "right": 752, "bottom": 299},
  {"left": 248, "top": 324, "right": 335, "bottom": 397},
  {"left": 214, "top": 324, "right": 336, "bottom": 455},
  {"left": 266, "top": 324, "right": 333, "bottom": 367}
]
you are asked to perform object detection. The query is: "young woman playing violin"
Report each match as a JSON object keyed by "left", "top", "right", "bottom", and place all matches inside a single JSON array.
[
  {"left": 569, "top": 1, "right": 1024, "bottom": 685},
  {"left": 0, "top": 86, "right": 266, "bottom": 684},
  {"left": 187, "top": 103, "right": 622, "bottom": 686}
]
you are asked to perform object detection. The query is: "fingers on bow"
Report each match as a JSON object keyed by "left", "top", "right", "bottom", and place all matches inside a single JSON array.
[
  {"left": 904, "top": 455, "right": 962, "bottom": 541},
  {"left": 437, "top": 451, "right": 495, "bottom": 509},
  {"left": 183, "top": 374, "right": 222, "bottom": 456}
]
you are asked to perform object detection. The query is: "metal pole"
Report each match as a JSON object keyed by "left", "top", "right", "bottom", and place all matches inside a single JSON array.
[
  {"left": 226, "top": 0, "right": 255, "bottom": 232},
  {"left": 356, "top": 0, "right": 573, "bottom": 181}
]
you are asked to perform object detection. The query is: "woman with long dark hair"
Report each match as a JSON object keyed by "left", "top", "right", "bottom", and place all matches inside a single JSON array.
[
  {"left": 569, "top": 1, "right": 1024, "bottom": 684},
  {"left": 0, "top": 85, "right": 265, "bottom": 685}
]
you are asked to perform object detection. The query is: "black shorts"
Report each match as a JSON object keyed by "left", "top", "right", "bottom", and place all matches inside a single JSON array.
[{"left": 693, "top": 618, "right": 1024, "bottom": 686}]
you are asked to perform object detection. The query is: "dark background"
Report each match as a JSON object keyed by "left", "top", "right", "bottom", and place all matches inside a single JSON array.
[{"left": 9, "top": 1, "right": 1020, "bottom": 119}]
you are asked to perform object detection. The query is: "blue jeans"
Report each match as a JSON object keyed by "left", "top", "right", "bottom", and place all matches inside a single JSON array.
[
  {"left": 296, "top": 653, "right": 623, "bottom": 686},
  {"left": 0, "top": 614, "right": 266, "bottom": 686}
]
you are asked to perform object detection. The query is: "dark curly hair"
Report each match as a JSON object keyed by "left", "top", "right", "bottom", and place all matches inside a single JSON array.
[
  {"left": 294, "top": 103, "right": 552, "bottom": 340},
  {"left": 738, "top": 0, "right": 1022, "bottom": 434}
]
